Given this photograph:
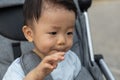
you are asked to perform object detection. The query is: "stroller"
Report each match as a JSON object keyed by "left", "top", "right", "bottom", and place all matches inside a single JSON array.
[{"left": 0, "top": 0, "right": 115, "bottom": 80}]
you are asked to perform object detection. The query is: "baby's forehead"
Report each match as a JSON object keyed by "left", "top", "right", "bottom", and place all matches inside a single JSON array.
[{"left": 41, "top": 1, "right": 69, "bottom": 14}]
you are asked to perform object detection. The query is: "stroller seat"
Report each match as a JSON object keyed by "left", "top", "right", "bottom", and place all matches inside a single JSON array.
[
  {"left": 0, "top": 4, "right": 34, "bottom": 79},
  {"left": 0, "top": 0, "right": 114, "bottom": 80}
]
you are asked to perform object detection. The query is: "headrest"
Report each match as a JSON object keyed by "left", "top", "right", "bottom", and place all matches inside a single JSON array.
[
  {"left": 0, "top": 0, "right": 24, "bottom": 8},
  {"left": 0, "top": 5, "right": 26, "bottom": 41},
  {"left": 78, "top": 0, "right": 92, "bottom": 12}
]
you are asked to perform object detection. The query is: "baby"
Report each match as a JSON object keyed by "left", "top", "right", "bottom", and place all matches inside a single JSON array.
[{"left": 3, "top": 0, "right": 81, "bottom": 80}]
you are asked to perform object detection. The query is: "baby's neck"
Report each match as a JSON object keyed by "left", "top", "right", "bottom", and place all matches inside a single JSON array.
[{"left": 33, "top": 49, "right": 45, "bottom": 59}]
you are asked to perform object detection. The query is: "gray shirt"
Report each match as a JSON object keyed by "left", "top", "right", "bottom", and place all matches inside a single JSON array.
[{"left": 3, "top": 50, "right": 81, "bottom": 80}]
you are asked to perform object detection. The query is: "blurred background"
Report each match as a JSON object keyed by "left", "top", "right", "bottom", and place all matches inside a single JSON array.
[{"left": 88, "top": 0, "right": 120, "bottom": 80}]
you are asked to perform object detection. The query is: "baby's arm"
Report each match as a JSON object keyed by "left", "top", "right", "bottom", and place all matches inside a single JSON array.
[{"left": 24, "top": 52, "right": 65, "bottom": 80}]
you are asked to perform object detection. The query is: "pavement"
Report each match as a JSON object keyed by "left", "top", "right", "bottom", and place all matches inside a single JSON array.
[{"left": 88, "top": 0, "right": 120, "bottom": 80}]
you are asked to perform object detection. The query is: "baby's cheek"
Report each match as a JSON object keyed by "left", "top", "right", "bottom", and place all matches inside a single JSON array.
[
  {"left": 43, "top": 40, "right": 55, "bottom": 49},
  {"left": 68, "top": 39, "right": 73, "bottom": 46},
  {"left": 65, "top": 42, "right": 73, "bottom": 51}
]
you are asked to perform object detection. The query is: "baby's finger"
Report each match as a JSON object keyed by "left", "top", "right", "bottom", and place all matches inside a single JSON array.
[
  {"left": 53, "top": 52, "right": 65, "bottom": 61},
  {"left": 39, "top": 62, "right": 55, "bottom": 75},
  {"left": 44, "top": 52, "right": 65, "bottom": 63},
  {"left": 44, "top": 62, "right": 54, "bottom": 70},
  {"left": 56, "top": 52, "right": 65, "bottom": 56},
  {"left": 45, "top": 56, "right": 60, "bottom": 65}
]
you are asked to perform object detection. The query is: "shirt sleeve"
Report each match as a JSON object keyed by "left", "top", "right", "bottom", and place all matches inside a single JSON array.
[{"left": 2, "top": 58, "right": 25, "bottom": 80}]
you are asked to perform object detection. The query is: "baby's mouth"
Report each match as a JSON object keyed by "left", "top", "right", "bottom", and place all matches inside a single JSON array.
[
  {"left": 55, "top": 48, "right": 67, "bottom": 53},
  {"left": 51, "top": 49, "right": 66, "bottom": 54}
]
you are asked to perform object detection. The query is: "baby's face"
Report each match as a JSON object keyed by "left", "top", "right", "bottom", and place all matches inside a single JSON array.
[{"left": 32, "top": 9, "right": 76, "bottom": 58}]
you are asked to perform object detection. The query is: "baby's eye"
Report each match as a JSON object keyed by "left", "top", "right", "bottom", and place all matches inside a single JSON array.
[
  {"left": 67, "top": 32, "right": 73, "bottom": 35},
  {"left": 48, "top": 32, "right": 57, "bottom": 35}
]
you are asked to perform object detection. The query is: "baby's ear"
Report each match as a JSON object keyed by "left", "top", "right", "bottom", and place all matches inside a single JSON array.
[{"left": 22, "top": 25, "right": 33, "bottom": 42}]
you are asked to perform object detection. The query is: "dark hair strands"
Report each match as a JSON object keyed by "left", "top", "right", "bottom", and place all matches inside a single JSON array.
[{"left": 23, "top": 0, "right": 77, "bottom": 26}]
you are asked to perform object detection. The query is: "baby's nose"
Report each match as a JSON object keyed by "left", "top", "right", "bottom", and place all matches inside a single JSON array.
[{"left": 57, "top": 35, "right": 66, "bottom": 45}]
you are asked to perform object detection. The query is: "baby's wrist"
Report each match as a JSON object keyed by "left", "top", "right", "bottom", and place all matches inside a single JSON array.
[
  {"left": 24, "top": 68, "right": 45, "bottom": 80},
  {"left": 33, "top": 68, "right": 46, "bottom": 80}
]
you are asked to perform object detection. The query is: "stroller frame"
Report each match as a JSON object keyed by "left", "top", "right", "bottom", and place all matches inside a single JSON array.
[
  {"left": 74, "top": 0, "right": 115, "bottom": 80},
  {"left": 84, "top": 7, "right": 115, "bottom": 80}
]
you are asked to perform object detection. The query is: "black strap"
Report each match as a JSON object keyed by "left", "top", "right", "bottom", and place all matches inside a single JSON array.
[
  {"left": 12, "top": 43, "right": 22, "bottom": 59},
  {"left": 20, "top": 51, "right": 53, "bottom": 80}
]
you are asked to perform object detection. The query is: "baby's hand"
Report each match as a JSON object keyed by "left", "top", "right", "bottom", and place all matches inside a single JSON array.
[
  {"left": 39, "top": 52, "right": 65, "bottom": 75},
  {"left": 24, "top": 52, "right": 65, "bottom": 80},
  {"left": 38, "top": 52, "right": 65, "bottom": 75}
]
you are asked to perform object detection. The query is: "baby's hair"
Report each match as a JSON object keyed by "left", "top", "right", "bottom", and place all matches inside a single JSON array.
[{"left": 23, "top": 0, "right": 77, "bottom": 26}]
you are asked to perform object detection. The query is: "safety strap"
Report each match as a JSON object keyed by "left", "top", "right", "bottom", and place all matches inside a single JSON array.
[
  {"left": 12, "top": 43, "right": 22, "bottom": 59},
  {"left": 20, "top": 51, "right": 95, "bottom": 80},
  {"left": 20, "top": 51, "right": 53, "bottom": 80}
]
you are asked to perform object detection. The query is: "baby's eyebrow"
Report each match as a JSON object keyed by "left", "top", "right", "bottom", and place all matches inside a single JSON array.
[
  {"left": 51, "top": 26, "right": 61, "bottom": 29},
  {"left": 68, "top": 26, "right": 74, "bottom": 29},
  {"left": 70, "top": 25, "right": 74, "bottom": 28},
  {"left": 51, "top": 25, "right": 74, "bottom": 30}
]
